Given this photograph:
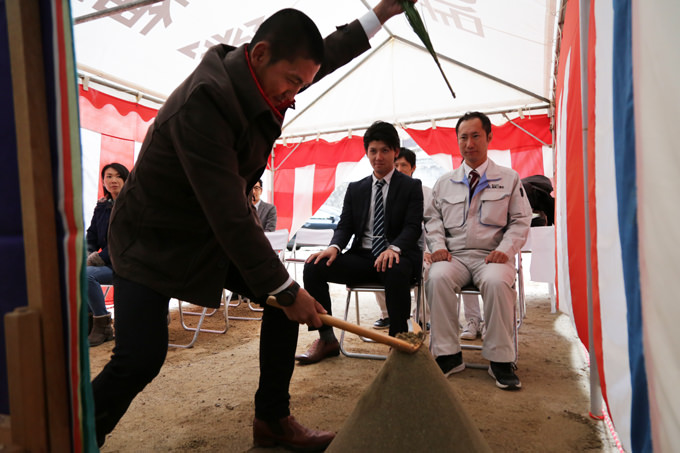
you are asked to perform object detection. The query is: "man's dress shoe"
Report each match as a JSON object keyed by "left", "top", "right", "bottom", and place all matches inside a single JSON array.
[
  {"left": 253, "top": 415, "right": 335, "bottom": 451},
  {"left": 295, "top": 339, "right": 340, "bottom": 365}
]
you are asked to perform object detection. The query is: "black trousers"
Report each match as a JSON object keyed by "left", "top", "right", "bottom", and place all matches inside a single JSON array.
[
  {"left": 303, "top": 248, "right": 414, "bottom": 336},
  {"left": 91, "top": 274, "right": 298, "bottom": 445}
]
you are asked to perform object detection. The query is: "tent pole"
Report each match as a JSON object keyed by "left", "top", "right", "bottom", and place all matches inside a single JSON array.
[
  {"left": 578, "top": 0, "right": 603, "bottom": 419},
  {"left": 74, "top": 0, "right": 163, "bottom": 25},
  {"left": 283, "top": 38, "right": 392, "bottom": 132},
  {"left": 394, "top": 36, "right": 550, "bottom": 104},
  {"left": 280, "top": 103, "right": 549, "bottom": 141},
  {"left": 78, "top": 66, "right": 167, "bottom": 105},
  {"left": 502, "top": 113, "right": 551, "bottom": 146}
]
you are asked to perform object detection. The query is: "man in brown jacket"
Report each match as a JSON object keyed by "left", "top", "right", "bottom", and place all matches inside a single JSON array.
[{"left": 92, "top": 2, "right": 413, "bottom": 451}]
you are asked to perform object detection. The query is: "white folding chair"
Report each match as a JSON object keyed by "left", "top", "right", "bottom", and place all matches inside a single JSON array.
[
  {"left": 227, "top": 229, "right": 289, "bottom": 321},
  {"left": 284, "top": 228, "right": 334, "bottom": 280},
  {"left": 452, "top": 253, "right": 526, "bottom": 369},
  {"left": 340, "top": 277, "right": 423, "bottom": 360},
  {"left": 169, "top": 290, "right": 231, "bottom": 348},
  {"left": 265, "top": 229, "right": 289, "bottom": 262}
]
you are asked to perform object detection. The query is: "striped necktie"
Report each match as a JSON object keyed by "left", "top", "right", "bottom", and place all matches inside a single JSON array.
[
  {"left": 372, "top": 179, "right": 387, "bottom": 257},
  {"left": 469, "top": 169, "right": 480, "bottom": 199}
]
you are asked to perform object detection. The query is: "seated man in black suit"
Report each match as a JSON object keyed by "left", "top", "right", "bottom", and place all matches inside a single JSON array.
[{"left": 297, "top": 121, "right": 424, "bottom": 364}]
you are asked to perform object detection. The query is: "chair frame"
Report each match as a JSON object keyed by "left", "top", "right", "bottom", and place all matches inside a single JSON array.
[
  {"left": 227, "top": 295, "right": 263, "bottom": 321},
  {"left": 454, "top": 252, "right": 526, "bottom": 369},
  {"left": 168, "top": 290, "right": 230, "bottom": 348},
  {"left": 339, "top": 278, "right": 423, "bottom": 360},
  {"left": 284, "top": 228, "right": 334, "bottom": 280}
]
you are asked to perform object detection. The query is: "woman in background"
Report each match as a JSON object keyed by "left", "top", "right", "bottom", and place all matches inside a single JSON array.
[{"left": 86, "top": 162, "right": 129, "bottom": 346}]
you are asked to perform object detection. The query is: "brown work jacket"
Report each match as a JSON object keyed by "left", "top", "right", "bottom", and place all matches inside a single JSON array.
[{"left": 108, "top": 20, "right": 370, "bottom": 307}]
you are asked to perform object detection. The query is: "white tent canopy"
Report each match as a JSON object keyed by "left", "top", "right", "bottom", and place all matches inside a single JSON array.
[
  {"left": 71, "top": 0, "right": 557, "bottom": 138},
  {"left": 64, "top": 2, "right": 680, "bottom": 451}
]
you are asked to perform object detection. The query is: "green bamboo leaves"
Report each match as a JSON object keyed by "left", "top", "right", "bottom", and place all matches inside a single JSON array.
[{"left": 400, "top": 0, "right": 456, "bottom": 99}]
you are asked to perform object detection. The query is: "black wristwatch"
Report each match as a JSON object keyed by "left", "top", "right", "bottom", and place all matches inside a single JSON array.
[{"left": 275, "top": 281, "right": 300, "bottom": 307}]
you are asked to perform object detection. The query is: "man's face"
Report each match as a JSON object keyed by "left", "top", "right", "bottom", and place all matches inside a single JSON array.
[
  {"left": 457, "top": 118, "right": 491, "bottom": 168},
  {"left": 366, "top": 140, "right": 398, "bottom": 179},
  {"left": 251, "top": 42, "right": 320, "bottom": 109},
  {"left": 252, "top": 183, "right": 262, "bottom": 204},
  {"left": 394, "top": 157, "right": 415, "bottom": 177}
]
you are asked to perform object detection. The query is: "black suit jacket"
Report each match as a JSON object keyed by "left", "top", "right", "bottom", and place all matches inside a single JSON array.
[{"left": 331, "top": 170, "right": 423, "bottom": 277}]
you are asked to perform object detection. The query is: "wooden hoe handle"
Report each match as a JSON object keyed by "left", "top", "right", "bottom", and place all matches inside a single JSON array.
[{"left": 267, "top": 297, "right": 420, "bottom": 354}]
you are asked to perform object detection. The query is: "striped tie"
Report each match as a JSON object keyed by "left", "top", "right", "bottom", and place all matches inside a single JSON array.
[
  {"left": 469, "top": 169, "right": 480, "bottom": 199},
  {"left": 372, "top": 179, "right": 387, "bottom": 257}
]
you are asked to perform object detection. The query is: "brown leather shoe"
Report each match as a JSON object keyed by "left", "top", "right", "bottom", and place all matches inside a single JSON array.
[
  {"left": 295, "top": 339, "right": 340, "bottom": 365},
  {"left": 253, "top": 415, "right": 335, "bottom": 451}
]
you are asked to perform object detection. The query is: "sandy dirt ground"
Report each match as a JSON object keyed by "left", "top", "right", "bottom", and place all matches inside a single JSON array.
[{"left": 90, "top": 269, "right": 620, "bottom": 452}]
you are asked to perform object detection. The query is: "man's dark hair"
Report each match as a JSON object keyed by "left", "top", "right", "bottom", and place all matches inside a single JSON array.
[
  {"left": 251, "top": 9, "right": 324, "bottom": 65},
  {"left": 363, "top": 121, "right": 400, "bottom": 151},
  {"left": 397, "top": 147, "right": 416, "bottom": 168},
  {"left": 456, "top": 111, "right": 492, "bottom": 137},
  {"left": 257, "top": 179, "right": 264, "bottom": 187},
  {"left": 101, "top": 162, "right": 130, "bottom": 200}
]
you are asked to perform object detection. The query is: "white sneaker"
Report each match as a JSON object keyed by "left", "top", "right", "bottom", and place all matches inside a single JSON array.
[{"left": 460, "top": 318, "right": 481, "bottom": 340}]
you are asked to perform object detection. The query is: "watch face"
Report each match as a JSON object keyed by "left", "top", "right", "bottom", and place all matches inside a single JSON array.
[
  {"left": 277, "top": 290, "right": 295, "bottom": 307},
  {"left": 277, "top": 282, "right": 299, "bottom": 307}
]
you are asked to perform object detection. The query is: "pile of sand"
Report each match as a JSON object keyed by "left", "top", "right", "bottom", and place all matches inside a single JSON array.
[{"left": 327, "top": 346, "right": 492, "bottom": 452}]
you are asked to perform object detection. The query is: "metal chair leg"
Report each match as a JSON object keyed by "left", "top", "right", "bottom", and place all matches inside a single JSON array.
[
  {"left": 227, "top": 292, "right": 263, "bottom": 321},
  {"left": 169, "top": 293, "right": 229, "bottom": 348},
  {"left": 169, "top": 307, "right": 208, "bottom": 349},
  {"left": 458, "top": 291, "right": 486, "bottom": 369},
  {"left": 338, "top": 281, "right": 423, "bottom": 360},
  {"left": 338, "top": 288, "right": 387, "bottom": 360}
]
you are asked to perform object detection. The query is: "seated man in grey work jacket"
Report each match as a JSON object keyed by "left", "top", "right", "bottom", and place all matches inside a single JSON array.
[
  {"left": 252, "top": 179, "right": 277, "bottom": 232},
  {"left": 424, "top": 111, "right": 531, "bottom": 390}
]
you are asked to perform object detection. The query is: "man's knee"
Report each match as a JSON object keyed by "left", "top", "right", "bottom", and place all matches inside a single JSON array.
[
  {"left": 479, "top": 276, "right": 513, "bottom": 294},
  {"left": 382, "top": 261, "right": 413, "bottom": 283},
  {"left": 303, "top": 260, "right": 325, "bottom": 285},
  {"left": 426, "top": 263, "right": 456, "bottom": 290},
  {"left": 426, "top": 262, "right": 446, "bottom": 280}
]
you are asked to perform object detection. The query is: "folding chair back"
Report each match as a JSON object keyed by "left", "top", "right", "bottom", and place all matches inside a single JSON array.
[
  {"left": 285, "top": 228, "right": 334, "bottom": 279},
  {"left": 291, "top": 228, "right": 334, "bottom": 250},
  {"left": 265, "top": 229, "right": 289, "bottom": 262}
]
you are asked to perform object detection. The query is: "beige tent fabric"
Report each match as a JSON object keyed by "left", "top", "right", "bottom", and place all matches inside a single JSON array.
[{"left": 327, "top": 346, "right": 491, "bottom": 452}]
